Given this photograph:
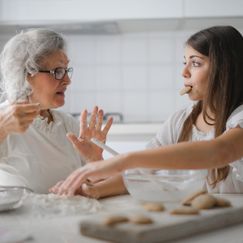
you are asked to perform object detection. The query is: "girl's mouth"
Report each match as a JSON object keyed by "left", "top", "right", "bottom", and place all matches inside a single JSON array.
[{"left": 179, "top": 86, "right": 192, "bottom": 96}]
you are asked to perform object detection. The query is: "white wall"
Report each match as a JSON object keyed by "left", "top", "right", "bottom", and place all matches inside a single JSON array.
[{"left": 64, "top": 30, "right": 193, "bottom": 123}]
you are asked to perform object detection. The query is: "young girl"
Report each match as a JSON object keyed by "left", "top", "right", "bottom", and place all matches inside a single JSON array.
[{"left": 51, "top": 25, "right": 243, "bottom": 196}]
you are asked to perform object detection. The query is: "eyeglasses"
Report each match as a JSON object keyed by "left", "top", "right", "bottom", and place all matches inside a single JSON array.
[{"left": 38, "top": 67, "right": 73, "bottom": 80}]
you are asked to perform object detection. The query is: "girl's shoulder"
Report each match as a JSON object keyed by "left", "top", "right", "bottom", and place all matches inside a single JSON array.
[
  {"left": 226, "top": 104, "right": 243, "bottom": 129},
  {"left": 167, "top": 104, "right": 193, "bottom": 127}
]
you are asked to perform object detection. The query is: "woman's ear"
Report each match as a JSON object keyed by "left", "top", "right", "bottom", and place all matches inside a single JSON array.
[{"left": 26, "top": 73, "right": 35, "bottom": 84}]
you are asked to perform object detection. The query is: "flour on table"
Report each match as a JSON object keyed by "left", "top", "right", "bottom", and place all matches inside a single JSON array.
[{"left": 23, "top": 193, "right": 101, "bottom": 217}]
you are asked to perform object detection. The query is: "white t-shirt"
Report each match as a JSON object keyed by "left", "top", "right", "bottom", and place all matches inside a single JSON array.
[
  {"left": 147, "top": 104, "right": 243, "bottom": 193},
  {"left": 0, "top": 106, "right": 85, "bottom": 193}
]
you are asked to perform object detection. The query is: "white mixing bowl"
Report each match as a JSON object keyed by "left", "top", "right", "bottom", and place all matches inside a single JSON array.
[{"left": 123, "top": 168, "right": 207, "bottom": 202}]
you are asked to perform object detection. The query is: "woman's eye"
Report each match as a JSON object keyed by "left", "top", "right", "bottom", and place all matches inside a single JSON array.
[
  {"left": 192, "top": 61, "right": 201, "bottom": 67},
  {"left": 183, "top": 62, "right": 187, "bottom": 65}
]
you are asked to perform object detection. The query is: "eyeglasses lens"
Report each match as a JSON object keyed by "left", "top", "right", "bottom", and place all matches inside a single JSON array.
[{"left": 55, "top": 67, "right": 73, "bottom": 80}]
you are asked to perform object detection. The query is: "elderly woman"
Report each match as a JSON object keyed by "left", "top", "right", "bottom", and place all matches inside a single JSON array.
[{"left": 0, "top": 29, "right": 122, "bottom": 195}]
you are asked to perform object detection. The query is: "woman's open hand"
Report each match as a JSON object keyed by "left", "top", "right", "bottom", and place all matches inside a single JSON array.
[{"left": 67, "top": 106, "right": 113, "bottom": 161}]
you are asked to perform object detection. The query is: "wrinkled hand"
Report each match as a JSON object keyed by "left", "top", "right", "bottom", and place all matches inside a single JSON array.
[
  {"left": 50, "top": 179, "right": 100, "bottom": 198},
  {"left": 67, "top": 106, "right": 113, "bottom": 161},
  {"left": 0, "top": 102, "right": 40, "bottom": 136},
  {"left": 50, "top": 174, "right": 126, "bottom": 199},
  {"left": 49, "top": 156, "right": 124, "bottom": 196}
]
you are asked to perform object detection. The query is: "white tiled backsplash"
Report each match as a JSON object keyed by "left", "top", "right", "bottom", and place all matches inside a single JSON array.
[
  {"left": 63, "top": 30, "right": 195, "bottom": 123},
  {"left": 1, "top": 27, "right": 242, "bottom": 123}
]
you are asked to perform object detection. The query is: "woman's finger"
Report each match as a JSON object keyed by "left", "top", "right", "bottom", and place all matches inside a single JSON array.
[
  {"left": 67, "top": 133, "right": 83, "bottom": 150},
  {"left": 15, "top": 103, "right": 40, "bottom": 114},
  {"left": 67, "top": 170, "right": 92, "bottom": 195},
  {"left": 79, "top": 109, "right": 88, "bottom": 138},
  {"left": 57, "top": 168, "right": 87, "bottom": 195},
  {"left": 96, "top": 109, "right": 104, "bottom": 131},
  {"left": 89, "top": 106, "right": 98, "bottom": 129},
  {"left": 48, "top": 181, "right": 63, "bottom": 193},
  {"left": 49, "top": 180, "right": 64, "bottom": 193},
  {"left": 57, "top": 175, "right": 79, "bottom": 195},
  {"left": 102, "top": 117, "right": 113, "bottom": 135}
]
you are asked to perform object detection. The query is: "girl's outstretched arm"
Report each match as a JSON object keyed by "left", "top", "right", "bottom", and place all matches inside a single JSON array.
[{"left": 50, "top": 127, "right": 243, "bottom": 196}]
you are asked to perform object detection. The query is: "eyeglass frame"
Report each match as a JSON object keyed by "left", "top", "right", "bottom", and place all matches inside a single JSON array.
[{"left": 38, "top": 67, "right": 73, "bottom": 80}]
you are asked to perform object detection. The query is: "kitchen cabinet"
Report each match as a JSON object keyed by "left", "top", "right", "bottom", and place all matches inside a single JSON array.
[
  {"left": 184, "top": 0, "right": 243, "bottom": 17},
  {"left": 0, "top": 0, "right": 242, "bottom": 33},
  {"left": 0, "top": 0, "right": 183, "bottom": 24},
  {"left": 1, "top": 0, "right": 242, "bottom": 26}
]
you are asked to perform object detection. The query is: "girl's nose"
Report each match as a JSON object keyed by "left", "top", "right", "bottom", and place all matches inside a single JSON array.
[{"left": 182, "top": 65, "right": 191, "bottom": 78}]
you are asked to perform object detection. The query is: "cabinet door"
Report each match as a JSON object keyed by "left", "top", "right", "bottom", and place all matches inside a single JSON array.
[
  {"left": 0, "top": 0, "right": 183, "bottom": 24},
  {"left": 184, "top": 0, "right": 243, "bottom": 17}
]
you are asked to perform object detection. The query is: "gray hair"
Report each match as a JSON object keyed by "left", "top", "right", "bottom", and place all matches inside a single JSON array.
[{"left": 0, "top": 28, "right": 66, "bottom": 102}]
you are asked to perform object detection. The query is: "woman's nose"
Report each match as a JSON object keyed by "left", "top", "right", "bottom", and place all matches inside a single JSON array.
[
  {"left": 182, "top": 65, "right": 191, "bottom": 78},
  {"left": 62, "top": 73, "right": 71, "bottom": 85}
]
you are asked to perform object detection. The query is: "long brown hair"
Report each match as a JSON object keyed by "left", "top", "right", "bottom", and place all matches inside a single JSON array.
[{"left": 178, "top": 26, "right": 243, "bottom": 187}]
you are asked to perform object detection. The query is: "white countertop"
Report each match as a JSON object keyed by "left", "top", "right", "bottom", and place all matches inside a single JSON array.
[
  {"left": 109, "top": 123, "right": 162, "bottom": 134},
  {"left": 107, "top": 123, "right": 162, "bottom": 141},
  {"left": 104, "top": 123, "right": 162, "bottom": 155},
  {"left": 1, "top": 193, "right": 243, "bottom": 243}
]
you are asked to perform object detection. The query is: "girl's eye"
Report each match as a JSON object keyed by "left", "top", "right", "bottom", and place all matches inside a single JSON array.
[
  {"left": 183, "top": 62, "right": 187, "bottom": 65},
  {"left": 192, "top": 61, "right": 201, "bottom": 67}
]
